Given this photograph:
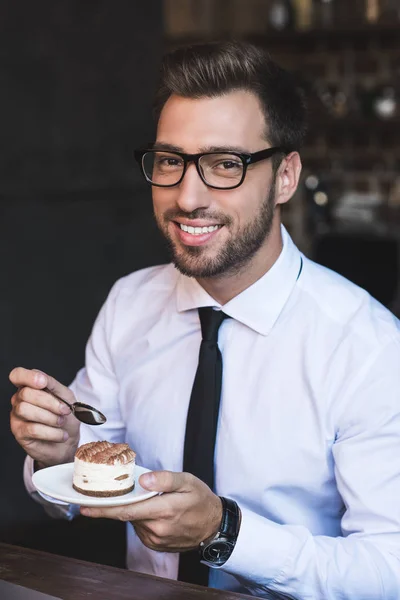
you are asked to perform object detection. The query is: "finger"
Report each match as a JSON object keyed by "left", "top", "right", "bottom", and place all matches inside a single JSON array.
[
  {"left": 80, "top": 505, "right": 135, "bottom": 520},
  {"left": 9, "top": 367, "right": 75, "bottom": 405},
  {"left": 134, "top": 526, "right": 158, "bottom": 551},
  {"left": 43, "top": 372, "right": 75, "bottom": 404},
  {"left": 9, "top": 367, "right": 48, "bottom": 389},
  {"left": 80, "top": 492, "right": 169, "bottom": 521},
  {"left": 14, "top": 387, "right": 71, "bottom": 417},
  {"left": 139, "top": 470, "right": 193, "bottom": 493},
  {"left": 13, "top": 398, "right": 68, "bottom": 428},
  {"left": 132, "top": 524, "right": 194, "bottom": 553},
  {"left": 20, "top": 422, "right": 68, "bottom": 443}
]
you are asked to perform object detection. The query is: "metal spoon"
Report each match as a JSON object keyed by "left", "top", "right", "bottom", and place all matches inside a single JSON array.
[{"left": 44, "top": 387, "right": 107, "bottom": 426}]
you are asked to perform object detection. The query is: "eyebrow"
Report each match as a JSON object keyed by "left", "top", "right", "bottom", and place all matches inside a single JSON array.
[
  {"left": 199, "top": 145, "right": 250, "bottom": 154},
  {"left": 152, "top": 142, "right": 251, "bottom": 154},
  {"left": 152, "top": 142, "right": 185, "bottom": 152}
]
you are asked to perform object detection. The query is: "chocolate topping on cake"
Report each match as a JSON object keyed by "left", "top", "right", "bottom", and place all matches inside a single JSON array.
[{"left": 75, "top": 441, "right": 136, "bottom": 465}]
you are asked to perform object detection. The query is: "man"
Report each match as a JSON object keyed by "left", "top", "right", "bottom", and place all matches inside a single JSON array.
[{"left": 10, "top": 41, "right": 400, "bottom": 599}]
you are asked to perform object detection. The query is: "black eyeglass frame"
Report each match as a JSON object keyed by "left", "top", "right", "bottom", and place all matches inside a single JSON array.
[{"left": 134, "top": 146, "right": 289, "bottom": 190}]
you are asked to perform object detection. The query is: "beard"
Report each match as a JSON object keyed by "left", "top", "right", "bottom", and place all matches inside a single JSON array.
[{"left": 156, "top": 181, "right": 276, "bottom": 279}]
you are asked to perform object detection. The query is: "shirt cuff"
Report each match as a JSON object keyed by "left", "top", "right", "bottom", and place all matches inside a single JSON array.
[
  {"left": 23, "top": 454, "right": 79, "bottom": 520},
  {"left": 220, "top": 505, "right": 295, "bottom": 584},
  {"left": 23, "top": 455, "right": 38, "bottom": 495}
]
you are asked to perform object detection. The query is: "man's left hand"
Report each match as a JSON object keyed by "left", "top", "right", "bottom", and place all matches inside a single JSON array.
[{"left": 80, "top": 471, "right": 222, "bottom": 553}]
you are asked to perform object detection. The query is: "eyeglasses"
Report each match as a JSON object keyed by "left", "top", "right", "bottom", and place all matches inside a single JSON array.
[{"left": 134, "top": 146, "right": 288, "bottom": 190}]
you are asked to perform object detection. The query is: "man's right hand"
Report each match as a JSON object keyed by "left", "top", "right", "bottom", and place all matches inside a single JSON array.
[{"left": 9, "top": 367, "right": 80, "bottom": 468}]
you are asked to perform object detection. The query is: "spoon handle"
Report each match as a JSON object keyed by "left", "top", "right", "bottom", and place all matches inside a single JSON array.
[{"left": 43, "top": 387, "right": 73, "bottom": 411}]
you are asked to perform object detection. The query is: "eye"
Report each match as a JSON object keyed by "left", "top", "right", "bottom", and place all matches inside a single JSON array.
[
  {"left": 219, "top": 160, "right": 239, "bottom": 170},
  {"left": 155, "top": 155, "right": 183, "bottom": 169},
  {"left": 212, "top": 159, "right": 243, "bottom": 175},
  {"left": 207, "top": 157, "right": 242, "bottom": 171}
]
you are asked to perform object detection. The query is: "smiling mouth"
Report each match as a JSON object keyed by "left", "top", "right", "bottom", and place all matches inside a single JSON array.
[{"left": 176, "top": 223, "right": 222, "bottom": 236}]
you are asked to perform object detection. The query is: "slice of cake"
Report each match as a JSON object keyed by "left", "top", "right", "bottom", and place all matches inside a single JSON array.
[{"left": 73, "top": 441, "right": 136, "bottom": 497}]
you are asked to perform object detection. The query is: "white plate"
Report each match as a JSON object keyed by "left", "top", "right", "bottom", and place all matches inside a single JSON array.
[{"left": 32, "top": 463, "right": 158, "bottom": 507}]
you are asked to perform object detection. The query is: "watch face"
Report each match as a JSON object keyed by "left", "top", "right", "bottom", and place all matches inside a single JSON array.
[{"left": 202, "top": 540, "right": 234, "bottom": 565}]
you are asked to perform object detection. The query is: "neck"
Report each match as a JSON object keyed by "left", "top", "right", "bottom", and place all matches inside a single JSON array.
[{"left": 196, "top": 217, "right": 284, "bottom": 305}]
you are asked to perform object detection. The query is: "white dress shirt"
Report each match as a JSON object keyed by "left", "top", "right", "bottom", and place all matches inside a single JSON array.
[{"left": 25, "top": 226, "right": 400, "bottom": 599}]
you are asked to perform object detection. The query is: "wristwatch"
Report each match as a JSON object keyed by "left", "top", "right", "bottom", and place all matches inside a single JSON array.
[{"left": 199, "top": 496, "right": 241, "bottom": 566}]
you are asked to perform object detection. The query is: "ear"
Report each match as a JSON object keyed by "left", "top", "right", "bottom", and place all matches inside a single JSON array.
[{"left": 274, "top": 152, "right": 302, "bottom": 206}]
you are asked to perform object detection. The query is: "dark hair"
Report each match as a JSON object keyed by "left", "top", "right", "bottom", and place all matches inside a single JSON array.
[{"left": 154, "top": 40, "right": 307, "bottom": 160}]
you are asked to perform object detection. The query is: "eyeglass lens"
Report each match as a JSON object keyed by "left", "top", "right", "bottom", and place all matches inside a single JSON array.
[{"left": 142, "top": 151, "right": 244, "bottom": 188}]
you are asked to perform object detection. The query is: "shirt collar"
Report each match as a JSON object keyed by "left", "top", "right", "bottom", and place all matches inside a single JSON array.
[{"left": 176, "top": 225, "right": 302, "bottom": 336}]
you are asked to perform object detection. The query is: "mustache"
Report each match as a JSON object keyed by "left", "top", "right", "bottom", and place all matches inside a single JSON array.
[{"left": 163, "top": 208, "right": 232, "bottom": 225}]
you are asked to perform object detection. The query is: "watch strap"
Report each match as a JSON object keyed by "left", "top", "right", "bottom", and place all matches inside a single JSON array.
[
  {"left": 219, "top": 496, "right": 240, "bottom": 539},
  {"left": 199, "top": 497, "right": 240, "bottom": 566}
]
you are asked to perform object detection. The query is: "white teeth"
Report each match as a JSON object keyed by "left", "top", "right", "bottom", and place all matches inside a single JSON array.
[{"left": 179, "top": 224, "right": 219, "bottom": 235}]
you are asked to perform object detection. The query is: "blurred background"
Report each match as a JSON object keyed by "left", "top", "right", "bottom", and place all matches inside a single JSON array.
[{"left": 1, "top": 0, "right": 399, "bottom": 568}]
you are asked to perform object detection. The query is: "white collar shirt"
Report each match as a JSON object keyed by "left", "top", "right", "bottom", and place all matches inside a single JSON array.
[{"left": 26, "top": 226, "right": 400, "bottom": 599}]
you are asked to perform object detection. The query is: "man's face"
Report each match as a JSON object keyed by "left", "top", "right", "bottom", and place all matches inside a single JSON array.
[{"left": 152, "top": 90, "right": 278, "bottom": 278}]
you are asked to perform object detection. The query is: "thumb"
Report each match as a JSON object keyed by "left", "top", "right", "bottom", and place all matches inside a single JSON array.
[{"left": 139, "top": 470, "right": 189, "bottom": 493}]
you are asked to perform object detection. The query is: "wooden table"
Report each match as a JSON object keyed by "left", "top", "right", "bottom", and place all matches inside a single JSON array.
[{"left": 0, "top": 543, "right": 256, "bottom": 600}]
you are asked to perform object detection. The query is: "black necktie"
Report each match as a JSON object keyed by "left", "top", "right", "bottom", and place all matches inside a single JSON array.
[{"left": 178, "top": 307, "right": 229, "bottom": 586}]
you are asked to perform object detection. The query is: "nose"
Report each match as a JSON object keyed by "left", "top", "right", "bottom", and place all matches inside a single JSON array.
[{"left": 175, "top": 162, "right": 211, "bottom": 213}]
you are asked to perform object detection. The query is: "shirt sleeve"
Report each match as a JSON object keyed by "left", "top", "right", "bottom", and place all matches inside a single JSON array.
[
  {"left": 221, "top": 338, "right": 400, "bottom": 600},
  {"left": 23, "top": 455, "right": 79, "bottom": 520},
  {"left": 23, "top": 280, "right": 126, "bottom": 514}
]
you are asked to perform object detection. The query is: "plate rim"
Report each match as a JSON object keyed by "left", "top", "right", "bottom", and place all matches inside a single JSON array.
[{"left": 32, "top": 462, "right": 158, "bottom": 507}]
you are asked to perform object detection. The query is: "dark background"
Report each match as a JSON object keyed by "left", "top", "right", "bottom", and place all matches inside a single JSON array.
[
  {"left": 1, "top": 0, "right": 167, "bottom": 567},
  {"left": 1, "top": 0, "right": 399, "bottom": 572}
]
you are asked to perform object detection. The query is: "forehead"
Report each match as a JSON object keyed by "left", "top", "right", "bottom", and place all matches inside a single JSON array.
[{"left": 156, "top": 90, "right": 268, "bottom": 152}]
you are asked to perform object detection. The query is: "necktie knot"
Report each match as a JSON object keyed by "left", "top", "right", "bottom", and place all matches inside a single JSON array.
[{"left": 198, "top": 307, "right": 228, "bottom": 342}]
